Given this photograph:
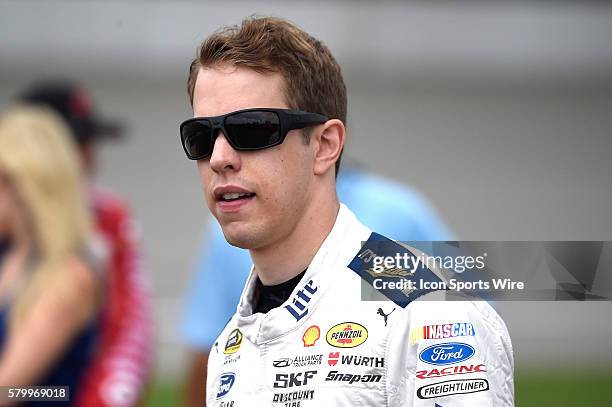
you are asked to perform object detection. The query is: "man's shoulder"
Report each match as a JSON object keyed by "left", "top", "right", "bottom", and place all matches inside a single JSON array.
[{"left": 209, "top": 312, "right": 241, "bottom": 356}]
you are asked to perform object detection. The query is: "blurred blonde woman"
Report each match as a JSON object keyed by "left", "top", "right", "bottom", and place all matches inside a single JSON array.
[{"left": 0, "top": 106, "right": 100, "bottom": 405}]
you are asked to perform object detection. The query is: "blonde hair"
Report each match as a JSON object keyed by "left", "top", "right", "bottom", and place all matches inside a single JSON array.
[{"left": 0, "top": 105, "right": 93, "bottom": 319}]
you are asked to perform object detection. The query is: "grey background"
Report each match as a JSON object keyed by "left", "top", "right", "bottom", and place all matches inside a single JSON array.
[{"left": 1, "top": 1, "right": 611, "bottom": 379}]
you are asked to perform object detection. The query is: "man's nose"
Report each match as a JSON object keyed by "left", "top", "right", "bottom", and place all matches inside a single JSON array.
[{"left": 209, "top": 131, "right": 241, "bottom": 173}]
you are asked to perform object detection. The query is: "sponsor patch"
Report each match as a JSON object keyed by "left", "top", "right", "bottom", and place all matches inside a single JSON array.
[
  {"left": 419, "top": 342, "right": 475, "bottom": 366},
  {"left": 285, "top": 279, "right": 318, "bottom": 321},
  {"left": 377, "top": 307, "right": 395, "bottom": 326},
  {"left": 302, "top": 325, "right": 321, "bottom": 347},
  {"left": 214, "top": 373, "right": 236, "bottom": 399},
  {"left": 416, "top": 378, "right": 489, "bottom": 399},
  {"left": 326, "top": 352, "right": 384, "bottom": 368},
  {"left": 274, "top": 371, "right": 317, "bottom": 388},
  {"left": 327, "top": 352, "right": 339, "bottom": 366},
  {"left": 416, "top": 363, "right": 486, "bottom": 379},
  {"left": 326, "top": 322, "right": 368, "bottom": 348},
  {"left": 272, "top": 390, "right": 315, "bottom": 404},
  {"left": 409, "top": 322, "right": 475, "bottom": 344},
  {"left": 273, "top": 355, "right": 323, "bottom": 368},
  {"left": 273, "top": 358, "right": 292, "bottom": 368},
  {"left": 325, "top": 370, "right": 382, "bottom": 384},
  {"left": 223, "top": 329, "right": 243, "bottom": 355}
]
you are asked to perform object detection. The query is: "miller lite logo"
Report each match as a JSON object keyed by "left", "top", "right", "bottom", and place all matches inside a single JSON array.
[{"left": 285, "top": 279, "right": 317, "bottom": 321}]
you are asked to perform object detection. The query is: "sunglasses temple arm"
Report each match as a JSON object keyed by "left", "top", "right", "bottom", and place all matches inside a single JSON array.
[{"left": 286, "top": 112, "right": 329, "bottom": 131}]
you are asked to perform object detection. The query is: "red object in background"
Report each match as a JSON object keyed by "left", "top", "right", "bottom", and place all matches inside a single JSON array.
[{"left": 73, "top": 187, "right": 154, "bottom": 407}]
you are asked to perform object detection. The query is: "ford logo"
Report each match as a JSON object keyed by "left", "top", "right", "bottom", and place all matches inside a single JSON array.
[
  {"left": 215, "top": 373, "right": 236, "bottom": 399},
  {"left": 419, "top": 342, "right": 475, "bottom": 365}
]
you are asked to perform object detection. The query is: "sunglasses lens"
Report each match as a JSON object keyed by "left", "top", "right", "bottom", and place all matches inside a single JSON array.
[
  {"left": 225, "top": 111, "right": 280, "bottom": 149},
  {"left": 182, "top": 120, "right": 212, "bottom": 159}
]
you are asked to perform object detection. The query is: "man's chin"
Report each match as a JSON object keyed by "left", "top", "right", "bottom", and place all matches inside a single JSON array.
[
  {"left": 220, "top": 223, "right": 259, "bottom": 249},
  {"left": 224, "top": 235, "right": 252, "bottom": 249}
]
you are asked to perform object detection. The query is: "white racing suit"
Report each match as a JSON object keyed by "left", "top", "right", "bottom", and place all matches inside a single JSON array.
[{"left": 206, "top": 204, "right": 514, "bottom": 406}]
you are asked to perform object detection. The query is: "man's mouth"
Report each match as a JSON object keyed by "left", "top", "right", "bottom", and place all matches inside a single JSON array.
[
  {"left": 213, "top": 186, "right": 256, "bottom": 212},
  {"left": 220, "top": 192, "right": 256, "bottom": 202}
]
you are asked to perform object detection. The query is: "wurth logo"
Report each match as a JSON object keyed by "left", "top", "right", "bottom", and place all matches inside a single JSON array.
[
  {"left": 284, "top": 280, "right": 318, "bottom": 321},
  {"left": 327, "top": 352, "right": 384, "bottom": 368},
  {"left": 328, "top": 352, "right": 339, "bottom": 366}
]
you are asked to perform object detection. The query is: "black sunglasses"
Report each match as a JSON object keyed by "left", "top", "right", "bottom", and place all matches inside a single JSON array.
[{"left": 180, "top": 108, "right": 328, "bottom": 160}]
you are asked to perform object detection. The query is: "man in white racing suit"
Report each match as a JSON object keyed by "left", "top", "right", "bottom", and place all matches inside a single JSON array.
[
  {"left": 206, "top": 204, "right": 514, "bottom": 406},
  {"left": 181, "top": 16, "right": 514, "bottom": 407}
]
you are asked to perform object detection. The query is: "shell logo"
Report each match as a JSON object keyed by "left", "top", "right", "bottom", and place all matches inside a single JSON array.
[
  {"left": 302, "top": 325, "right": 321, "bottom": 347},
  {"left": 326, "top": 322, "right": 368, "bottom": 348}
]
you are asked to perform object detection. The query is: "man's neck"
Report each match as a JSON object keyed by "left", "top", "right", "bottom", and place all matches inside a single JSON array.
[{"left": 250, "top": 194, "right": 340, "bottom": 286}]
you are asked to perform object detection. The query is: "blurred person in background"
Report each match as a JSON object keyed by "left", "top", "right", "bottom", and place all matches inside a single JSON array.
[
  {"left": 0, "top": 105, "right": 100, "bottom": 405},
  {"left": 19, "top": 82, "right": 153, "bottom": 407},
  {"left": 181, "top": 164, "right": 453, "bottom": 406}
]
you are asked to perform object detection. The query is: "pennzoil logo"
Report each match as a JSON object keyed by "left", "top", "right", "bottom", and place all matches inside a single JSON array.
[
  {"left": 326, "top": 322, "right": 368, "bottom": 348},
  {"left": 302, "top": 325, "right": 321, "bottom": 347},
  {"left": 223, "top": 329, "right": 243, "bottom": 355}
]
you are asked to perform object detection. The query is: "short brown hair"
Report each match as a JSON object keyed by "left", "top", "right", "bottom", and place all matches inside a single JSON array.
[{"left": 187, "top": 16, "right": 347, "bottom": 173}]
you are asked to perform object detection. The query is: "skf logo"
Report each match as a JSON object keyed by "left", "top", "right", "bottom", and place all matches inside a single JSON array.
[
  {"left": 214, "top": 373, "right": 236, "bottom": 399},
  {"left": 409, "top": 322, "right": 475, "bottom": 344},
  {"left": 284, "top": 279, "right": 317, "bottom": 321},
  {"left": 302, "top": 325, "right": 320, "bottom": 347},
  {"left": 328, "top": 352, "right": 339, "bottom": 366},
  {"left": 223, "top": 329, "right": 243, "bottom": 355},
  {"left": 273, "top": 371, "right": 317, "bottom": 388},
  {"left": 326, "top": 322, "right": 368, "bottom": 348}
]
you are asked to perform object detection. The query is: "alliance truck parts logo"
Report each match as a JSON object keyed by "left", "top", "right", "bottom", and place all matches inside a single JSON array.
[{"left": 273, "top": 355, "right": 323, "bottom": 368}]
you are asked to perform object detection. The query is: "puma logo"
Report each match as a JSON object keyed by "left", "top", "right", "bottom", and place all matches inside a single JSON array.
[{"left": 377, "top": 307, "right": 395, "bottom": 326}]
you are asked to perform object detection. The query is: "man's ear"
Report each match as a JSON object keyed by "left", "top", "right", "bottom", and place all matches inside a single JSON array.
[{"left": 313, "top": 119, "right": 345, "bottom": 176}]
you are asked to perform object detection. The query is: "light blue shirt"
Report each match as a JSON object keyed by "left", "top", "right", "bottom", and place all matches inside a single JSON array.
[{"left": 181, "top": 168, "right": 453, "bottom": 349}]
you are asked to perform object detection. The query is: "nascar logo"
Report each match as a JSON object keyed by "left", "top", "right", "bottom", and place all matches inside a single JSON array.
[
  {"left": 223, "top": 329, "right": 243, "bottom": 354},
  {"left": 409, "top": 322, "right": 475, "bottom": 344}
]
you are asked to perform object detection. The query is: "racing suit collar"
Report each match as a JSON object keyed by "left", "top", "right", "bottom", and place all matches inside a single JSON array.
[{"left": 235, "top": 203, "right": 371, "bottom": 345}]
